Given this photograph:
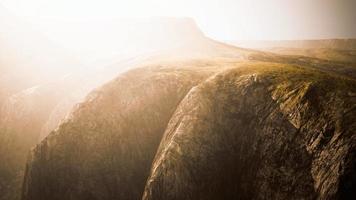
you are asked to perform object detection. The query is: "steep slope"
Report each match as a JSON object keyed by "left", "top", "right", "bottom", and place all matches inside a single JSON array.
[
  {"left": 1, "top": 14, "right": 250, "bottom": 200},
  {"left": 0, "top": 6, "right": 82, "bottom": 199},
  {"left": 0, "top": 84, "right": 73, "bottom": 200},
  {"left": 21, "top": 59, "right": 356, "bottom": 200},
  {"left": 143, "top": 64, "right": 356, "bottom": 199},
  {"left": 21, "top": 63, "right": 229, "bottom": 200},
  {"left": 10, "top": 15, "right": 354, "bottom": 199},
  {"left": 0, "top": 57, "right": 157, "bottom": 200}
]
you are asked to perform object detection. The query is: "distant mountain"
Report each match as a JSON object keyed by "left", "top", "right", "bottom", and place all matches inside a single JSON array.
[
  {"left": 33, "top": 17, "right": 208, "bottom": 64},
  {"left": 228, "top": 39, "right": 356, "bottom": 50},
  {"left": 260, "top": 47, "right": 356, "bottom": 65},
  {"left": 228, "top": 39, "right": 356, "bottom": 69}
]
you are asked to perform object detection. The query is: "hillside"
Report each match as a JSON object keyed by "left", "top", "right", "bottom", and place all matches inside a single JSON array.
[
  {"left": 21, "top": 63, "right": 223, "bottom": 200},
  {"left": 22, "top": 57, "right": 356, "bottom": 199},
  {"left": 229, "top": 39, "right": 356, "bottom": 50},
  {"left": 0, "top": 15, "right": 251, "bottom": 200},
  {"left": 0, "top": 84, "right": 67, "bottom": 200},
  {"left": 1, "top": 6, "right": 355, "bottom": 198},
  {"left": 143, "top": 64, "right": 356, "bottom": 200},
  {"left": 228, "top": 39, "right": 356, "bottom": 69},
  {"left": 263, "top": 48, "right": 356, "bottom": 65}
]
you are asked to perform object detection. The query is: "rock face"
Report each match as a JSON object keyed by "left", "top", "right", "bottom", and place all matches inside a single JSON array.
[
  {"left": 1, "top": 12, "right": 244, "bottom": 200},
  {"left": 21, "top": 60, "right": 356, "bottom": 200},
  {"left": 21, "top": 66, "right": 216, "bottom": 200},
  {"left": 0, "top": 85, "right": 65, "bottom": 200},
  {"left": 143, "top": 65, "right": 356, "bottom": 199}
]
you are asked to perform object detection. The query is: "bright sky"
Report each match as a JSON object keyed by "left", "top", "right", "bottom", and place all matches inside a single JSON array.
[{"left": 1, "top": 0, "right": 356, "bottom": 40}]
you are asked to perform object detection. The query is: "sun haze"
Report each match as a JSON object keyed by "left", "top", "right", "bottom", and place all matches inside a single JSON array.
[{"left": 1, "top": 0, "right": 356, "bottom": 40}]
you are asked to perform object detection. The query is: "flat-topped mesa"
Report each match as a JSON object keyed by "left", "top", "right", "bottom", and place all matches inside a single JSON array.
[
  {"left": 138, "top": 17, "right": 206, "bottom": 44},
  {"left": 38, "top": 17, "right": 211, "bottom": 62}
]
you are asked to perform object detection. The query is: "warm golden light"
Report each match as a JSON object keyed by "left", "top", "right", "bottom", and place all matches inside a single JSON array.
[
  {"left": 1, "top": 1, "right": 355, "bottom": 200},
  {"left": 2, "top": 0, "right": 356, "bottom": 41}
]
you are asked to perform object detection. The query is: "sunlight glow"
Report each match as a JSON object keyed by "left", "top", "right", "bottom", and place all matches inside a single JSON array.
[{"left": 2, "top": 0, "right": 356, "bottom": 41}]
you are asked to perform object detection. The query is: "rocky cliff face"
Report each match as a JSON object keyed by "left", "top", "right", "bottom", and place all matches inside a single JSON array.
[
  {"left": 21, "top": 64, "right": 221, "bottom": 200},
  {"left": 0, "top": 83, "right": 79, "bottom": 200},
  {"left": 2, "top": 9, "right": 354, "bottom": 198},
  {"left": 143, "top": 65, "right": 356, "bottom": 200},
  {"left": 1, "top": 14, "right": 244, "bottom": 200},
  {"left": 21, "top": 60, "right": 355, "bottom": 200}
]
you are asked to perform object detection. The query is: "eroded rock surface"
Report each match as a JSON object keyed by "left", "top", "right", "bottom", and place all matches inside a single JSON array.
[
  {"left": 19, "top": 55, "right": 356, "bottom": 200},
  {"left": 21, "top": 66, "right": 215, "bottom": 200},
  {"left": 143, "top": 66, "right": 356, "bottom": 200},
  {"left": 21, "top": 63, "right": 356, "bottom": 200}
]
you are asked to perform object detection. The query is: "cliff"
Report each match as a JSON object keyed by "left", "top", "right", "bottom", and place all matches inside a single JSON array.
[
  {"left": 0, "top": 16, "right": 238, "bottom": 200},
  {"left": 143, "top": 64, "right": 355, "bottom": 199},
  {"left": 22, "top": 61, "right": 356, "bottom": 200},
  {"left": 21, "top": 64, "right": 220, "bottom": 200}
]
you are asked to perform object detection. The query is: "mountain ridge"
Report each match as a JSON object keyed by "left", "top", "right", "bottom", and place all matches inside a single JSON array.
[{"left": 22, "top": 59, "right": 356, "bottom": 200}]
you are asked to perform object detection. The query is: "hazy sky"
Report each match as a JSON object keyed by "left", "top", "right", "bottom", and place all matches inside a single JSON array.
[{"left": 1, "top": 0, "right": 356, "bottom": 40}]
